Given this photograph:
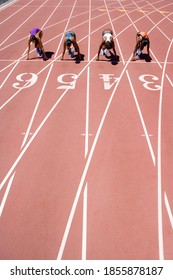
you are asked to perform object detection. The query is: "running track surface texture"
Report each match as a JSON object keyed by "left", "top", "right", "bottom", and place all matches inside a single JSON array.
[{"left": 0, "top": 0, "right": 173, "bottom": 260}]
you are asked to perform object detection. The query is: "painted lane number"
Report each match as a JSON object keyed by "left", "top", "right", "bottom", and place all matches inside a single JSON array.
[
  {"left": 99, "top": 74, "right": 119, "bottom": 90},
  {"left": 57, "top": 73, "right": 78, "bottom": 89},
  {"left": 12, "top": 73, "right": 163, "bottom": 93},
  {"left": 139, "top": 74, "right": 161, "bottom": 91},
  {"left": 13, "top": 73, "right": 38, "bottom": 89}
]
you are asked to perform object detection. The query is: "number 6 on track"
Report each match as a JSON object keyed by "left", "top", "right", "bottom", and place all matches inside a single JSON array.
[{"left": 13, "top": 73, "right": 38, "bottom": 89}]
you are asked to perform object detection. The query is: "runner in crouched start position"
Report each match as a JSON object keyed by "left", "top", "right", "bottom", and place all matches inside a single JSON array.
[
  {"left": 27, "top": 28, "right": 47, "bottom": 60},
  {"left": 131, "top": 31, "right": 150, "bottom": 61},
  {"left": 61, "top": 31, "right": 81, "bottom": 60},
  {"left": 96, "top": 29, "right": 116, "bottom": 61}
]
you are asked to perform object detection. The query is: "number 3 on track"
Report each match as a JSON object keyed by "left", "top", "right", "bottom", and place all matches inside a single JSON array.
[
  {"left": 13, "top": 73, "right": 38, "bottom": 89},
  {"left": 139, "top": 74, "right": 161, "bottom": 91}
]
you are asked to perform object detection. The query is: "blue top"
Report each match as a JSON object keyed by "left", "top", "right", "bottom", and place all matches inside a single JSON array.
[{"left": 65, "top": 32, "right": 75, "bottom": 41}]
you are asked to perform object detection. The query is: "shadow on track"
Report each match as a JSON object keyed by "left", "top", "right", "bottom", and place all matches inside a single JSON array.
[
  {"left": 44, "top": 51, "right": 55, "bottom": 60},
  {"left": 140, "top": 53, "right": 152, "bottom": 62},
  {"left": 62, "top": 53, "right": 85, "bottom": 64},
  {"left": 99, "top": 52, "right": 120, "bottom": 65}
]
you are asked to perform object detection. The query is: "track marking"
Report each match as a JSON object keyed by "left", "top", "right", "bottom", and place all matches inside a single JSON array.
[
  {"left": 0, "top": 60, "right": 20, "bottom": 90},
  {"left": 21, "top": 64, "right": 53, "bottom": 148},
  {"left": 137, "top": 9, "right": 149, "bottom": 13},
  {"left": 166, "top": 74, "right": 173, "bottom": 87},
  {"left": 126, "top": 71, "right": 156, "bottom": 166},
  {"left": 82, "top": 184, "right": 88, "bottom": 260},
  {"left": 164, "top": 192, "right": 173, "bottom": 230},
  {"left": 157, "top": 38, "right": 173, "bottom": 260},
  {"left": 84, "top": 0, "right": 92, "bottom": 158},
  {"left": 81, "top": 0, "right": 92, "bottom": 260},
  {"left": 141, "top": 134, "right": 153, "bottom": 137},
  {"left": 0, "top": 173, "right": 15, "bottom": 217}
]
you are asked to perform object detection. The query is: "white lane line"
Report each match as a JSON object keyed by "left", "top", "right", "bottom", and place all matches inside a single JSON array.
[
  {"left": 0, "top": 60, "right": 20, "bottom": 90},
  {"left": 0, "top": 85, "right": 23, "bottom": 110},
  {"left": 157, "top": 38, "right": 173, "bottom": 260},
  {"left": 84, "top": 0, "right": 92, "bottom": 158},
  {"left": 82, "top": 183, "right": 88, "bottom": 260},
  {"left": 0, "top": 172, "right": 15, "bottom": 217},
  {"left": 166, "top": 74, "right": 173, "bottom": 87},
  {"left": 85, "top": 67, "right": 90, "bottom": 158},
  {"left": 164, "top": 192, "right": 173, "bottom": 230},
  {"left": 126, "top": 70, "right": 156, "bottom": 166},
  {"left": 21, "top": 64, "right": 53, "bottom": 148},
  {"left": 81, "top": 0, "right": 92, "bottom": 261},
  {"left": 1, "top": 59, "right": 173, "bottom": 64}
]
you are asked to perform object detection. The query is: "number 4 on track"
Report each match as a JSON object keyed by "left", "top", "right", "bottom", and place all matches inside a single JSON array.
[{"left": 99, "top": 74, "right": 119, "bottom": 90}]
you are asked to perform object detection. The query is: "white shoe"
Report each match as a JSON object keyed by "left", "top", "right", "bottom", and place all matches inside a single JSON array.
[
  {"left": 101, "top": 49, "right": 109, "bottom": 56},
  {"left": 136, "top": 48, "right": 142, "bottom": 56}
]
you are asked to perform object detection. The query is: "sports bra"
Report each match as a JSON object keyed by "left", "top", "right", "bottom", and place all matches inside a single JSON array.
[
  {"left": 65, "top": 32, "right": 75, "bottom": 41},
  {"left": 30, "top": 28, "right": 42, "bottom": 36}
]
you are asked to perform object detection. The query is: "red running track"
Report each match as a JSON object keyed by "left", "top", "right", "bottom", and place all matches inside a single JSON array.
[{"left": 0, "top": 0, "right": 173, "bottom": 260}]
